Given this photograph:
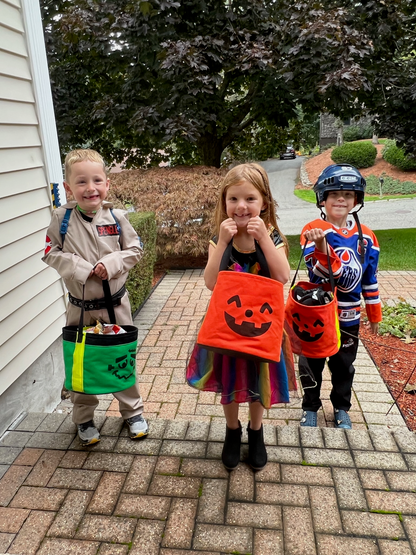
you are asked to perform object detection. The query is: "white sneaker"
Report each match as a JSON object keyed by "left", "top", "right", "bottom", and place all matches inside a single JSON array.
[
  {"left": 125, "top": 414, "right": 149, "bottom": 439},
  {"left": 77, "top": 420, "right": 100, "bottom": 445}
]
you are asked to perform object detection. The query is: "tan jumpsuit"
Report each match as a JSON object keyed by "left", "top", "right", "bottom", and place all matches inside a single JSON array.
[{"left": 43, "top": 201, "right": 144, "bottom": 424}]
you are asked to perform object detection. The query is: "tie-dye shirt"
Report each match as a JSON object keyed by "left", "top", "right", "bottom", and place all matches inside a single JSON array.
[{"left": 210, "top": 227, "right": 284, "bottom": 277}]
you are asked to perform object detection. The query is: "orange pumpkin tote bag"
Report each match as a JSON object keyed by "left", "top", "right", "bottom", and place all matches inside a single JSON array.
[
  {"left": 285, "top": 238, "right": 340, "bottom": 358},
  {"left": 197, "top": 241, "right": 285, "bottom": 363}
]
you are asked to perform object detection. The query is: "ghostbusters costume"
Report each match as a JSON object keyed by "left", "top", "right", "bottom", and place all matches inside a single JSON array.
[{"left": 43, "top": 200, "right": 144, "bottom": 424}]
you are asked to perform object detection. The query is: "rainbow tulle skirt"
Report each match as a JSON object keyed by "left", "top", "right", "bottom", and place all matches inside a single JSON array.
[{"left": 186, "top": 331, "right": 296, "bottom": 409}]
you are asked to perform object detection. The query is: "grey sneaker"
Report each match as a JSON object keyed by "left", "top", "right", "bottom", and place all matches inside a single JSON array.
[
  {"left": 77, "top": 420, "right": 100, "bottom": 446},
  {"left": 126, "top": 414, "right": 149, "bottom": 439}
]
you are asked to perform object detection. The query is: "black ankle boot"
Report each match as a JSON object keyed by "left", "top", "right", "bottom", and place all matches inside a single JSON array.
[
  {"left": 247, "top": 423, "right": 267, "bottom": 470},
  {"left": 222, "top": 421, "right": 242, "bottom": 470}
]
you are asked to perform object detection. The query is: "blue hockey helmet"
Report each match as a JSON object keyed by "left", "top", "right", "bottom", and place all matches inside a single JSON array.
[{"left": 314, "top": 164, "right": 366, "bottom": 208}]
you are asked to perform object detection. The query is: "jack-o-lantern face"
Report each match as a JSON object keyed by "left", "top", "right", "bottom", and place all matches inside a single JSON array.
[
  {"left": 224, "top": 295, "right": 273, "bottom": 337},
  {"left": 292, "top": 312, "right": 324, "bottom": 342}
]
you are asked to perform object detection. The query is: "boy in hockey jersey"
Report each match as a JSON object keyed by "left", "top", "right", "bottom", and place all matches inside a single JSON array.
[
  {"left": 299, "top": 164, "right": 382, "bottom": 429},
  {"left": 43, "top": 149, "right": 148, "bottom": 445}
]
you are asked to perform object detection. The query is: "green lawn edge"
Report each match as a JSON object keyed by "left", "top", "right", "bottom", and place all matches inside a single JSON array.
[
  {"left": 287, "top": 229, "right": 416, "bottom": 271},
  {"left": 294, "top": 190, "right": 416, "bottom": 203}
]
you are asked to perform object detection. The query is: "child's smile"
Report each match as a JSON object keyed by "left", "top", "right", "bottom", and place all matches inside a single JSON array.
[
  {"left": 64, "top": 160, "right": 109, "bottom": 214},
  {"left": 323, "top": 190, "right": 356, "bottom": 226},
  {"left": 225, "top": 181, "right": 265, "bottom": 228}
]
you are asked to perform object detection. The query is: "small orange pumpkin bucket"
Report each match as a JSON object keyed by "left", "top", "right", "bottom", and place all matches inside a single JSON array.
[
  {"left": 197, "top": 241, "right": 285, "bottom": 363},
  {"left": 284, "top": 238, "right": 340, "bottom": 358}
]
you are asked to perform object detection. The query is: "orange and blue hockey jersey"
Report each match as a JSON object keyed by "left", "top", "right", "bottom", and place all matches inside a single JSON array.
[{"left": 301, "top": 218, "right": 382, "bottom": 328}]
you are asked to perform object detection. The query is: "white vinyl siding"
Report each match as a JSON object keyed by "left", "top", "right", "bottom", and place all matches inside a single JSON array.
[
  {"left": 0, "top": 24, "right": 27, "bottom": 56},
  {"left": 0, "top": 99, "right": 39, "bottom": 124},
  {"left": 0, "top": 145, "right": 44, "bottom": 173},
  {"left": 0, "top": 125, "right": 40, "bottom": 148},
  {"left": 0, "top": 74, "right": 34, "bottom": 101},
  {"left": 0, "top": 0, "right": 66, "bottom": 396},
  {"left": 0, "top": 189, "right": 50, "bottom": 224},
  {"left": 0, "top": 252, "right": 49, "bottom": 301},
  {"left": 1, "top": 0, "right": 23, "bottom": 32},
  {"left": 0, "top": 314, "right": 66, "bottom": 400},
  {"left": 0, "top": 167, "right": 49, "bottom": 196},
  {"left": 0, "top": 264, "right": 60, "bottom": 320},
  {"left": 0, "top": 49, "right": 31, "bottom": 78},
  {"left": 1, "top": 206, "right": 52, "bottom": 247}
]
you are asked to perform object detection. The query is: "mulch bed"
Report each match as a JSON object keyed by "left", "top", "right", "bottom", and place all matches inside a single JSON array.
[
  {"left": 304, "top": 143, "right": 416, "bottom": 185},
  {"left": 151, "top": 271, "right": 166, "bottom": 288},
  {"left": 360, "top": 321, "right": 416, "bottom": 431}
]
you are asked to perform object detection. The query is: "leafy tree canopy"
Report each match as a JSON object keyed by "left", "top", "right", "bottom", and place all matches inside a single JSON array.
[{"left": 41, "top": 0, "right": 416, "bottom": 167}]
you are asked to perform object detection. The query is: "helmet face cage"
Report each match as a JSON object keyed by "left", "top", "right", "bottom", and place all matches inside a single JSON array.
[{"left": 314, "top": 164, "right": 366, "bottom": 208}]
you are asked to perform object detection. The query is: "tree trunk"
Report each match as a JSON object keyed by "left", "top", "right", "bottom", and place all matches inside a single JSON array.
[{"left": 197, "top": 134, "right": 223, "bottom": 167}]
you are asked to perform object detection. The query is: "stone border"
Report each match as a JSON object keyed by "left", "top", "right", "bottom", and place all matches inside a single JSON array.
[{"left": 300, "top": 158, "right": 313, "bottom": 187}]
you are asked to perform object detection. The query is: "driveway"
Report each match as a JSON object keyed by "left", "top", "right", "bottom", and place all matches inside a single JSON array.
[{"left": 260, "top": 157, "right": 416, "bottom": 236}]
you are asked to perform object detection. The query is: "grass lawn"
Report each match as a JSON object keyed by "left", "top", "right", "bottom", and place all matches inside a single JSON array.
[
  {"left": 294, "top": 190, "right": 416, "bottom": 203},
  {"left": 294, "top": 189, "right": 316, "bottom": 203},
  {"left": 287, "top": 228, "right": 416, "bottom": 271},
  {"left": 360, "top": 139, "right": 387, "bottom": 145}
]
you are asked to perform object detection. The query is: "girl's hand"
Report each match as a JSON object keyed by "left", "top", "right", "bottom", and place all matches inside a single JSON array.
[
  {"left": 369, "top": 322, "right": 379, "bottom": 335},
  {"left": 93, "top": 263, "right": 108, "bottom": 280},
  {"left": 304, "top": 228, "right": 326, "bottom": 253},
  {"left": 247, "top": 216, "right": 268, "bottom": 241},
  {"left": 218, "top": 218, "right": 237, "bottom": 246}
]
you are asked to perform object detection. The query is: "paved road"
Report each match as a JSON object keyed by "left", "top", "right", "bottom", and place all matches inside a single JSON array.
[{"left": 260, "top": 157, "right": 416, "bottom": 235}]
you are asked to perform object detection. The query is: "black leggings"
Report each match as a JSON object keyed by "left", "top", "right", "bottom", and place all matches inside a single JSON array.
[{"left": 299, "top": 325, "right": 359, "bottom": 412}]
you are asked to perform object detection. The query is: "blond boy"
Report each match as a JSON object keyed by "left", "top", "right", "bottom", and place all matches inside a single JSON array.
[{"left": 43, "top": 149, "right": 148, "bottom": 445}]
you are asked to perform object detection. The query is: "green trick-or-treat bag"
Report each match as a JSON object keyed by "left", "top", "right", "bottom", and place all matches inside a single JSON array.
[
  {"left": 62, "top": 280, "right": 137, "bottom": 394},
  {"left": 63, "top": 325, "right": 138, "bottom": 394}
]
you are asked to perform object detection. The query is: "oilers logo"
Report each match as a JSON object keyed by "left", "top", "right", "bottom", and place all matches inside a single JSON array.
[{"left": 335, "top": 247, "right": 362, "bottom": 292}]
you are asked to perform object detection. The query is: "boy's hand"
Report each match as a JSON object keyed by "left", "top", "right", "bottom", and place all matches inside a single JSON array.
[
  {"left": 304, "top": 228, "right": 327, "bottom": 253},
  {"left": 218, "top": 218, "right": 237, "bottom": 246},
  {"left": 247, "top": 216, "right": 268, "bottom": 241},
  {"left": 369, "top": 322, "right": 379, "bottom": 335},
  {"left": 92, "top": 263, "right": 108, "bottom": 280}
]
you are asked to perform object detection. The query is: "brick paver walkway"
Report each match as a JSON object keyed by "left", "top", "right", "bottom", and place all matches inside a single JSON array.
[{"left": 0, "top": 270, "right": 415, "bottom": 555}]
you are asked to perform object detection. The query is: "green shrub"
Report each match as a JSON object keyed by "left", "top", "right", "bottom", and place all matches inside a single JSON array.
[
  {"left": 402, "top": 182, "right": 416, "bottom": 194},
  {"left": 331, "top": 142, "right": 377, "bottom": 168},
  {"left": 309, "top": 145, "right": 321, "bottom": 157},
  {"left": 343, "top": 124, "right": 374, "bottom": 142},
  {"left": 109, "top": 166, "right": 227, "bottom": 258},
  {"left": 365, "top": 175, "right": 416, "bottom": 196},
  {"left": 126, "top": 212, "right": 157, "bottom": 314},
  {"left": 382, "top": 140, "right": 416, "bottom": 171},
  {"left": 379, "top": 302, "right": 416, "bottom": 339}
]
